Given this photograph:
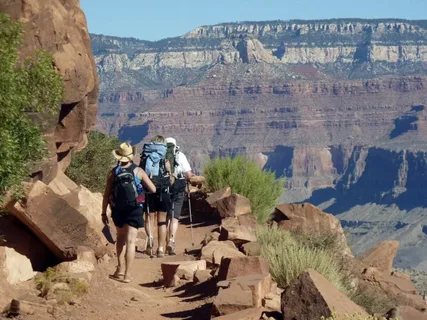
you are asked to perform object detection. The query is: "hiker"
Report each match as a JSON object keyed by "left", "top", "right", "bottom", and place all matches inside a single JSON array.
[
  {"left": 165, "top": 137, "right": 194, "bottom": 255},
  {"left": 101, "top": 142, "right": 156, "bottom": 283},
  {"left": 140, "top": 135, "right": 174, "bottom": 258}
]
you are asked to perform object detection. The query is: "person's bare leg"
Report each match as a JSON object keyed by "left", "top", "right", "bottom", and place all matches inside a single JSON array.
[
  {"left": 157, "top": 211, "right": 167, "bottom": 256},
  {"left": 114, "top": 226, "right": 126, "bottom": 277},
  {"left": 123, "top": 224, "right": 138, "bottom": 282},
  {"left": 144, "top": 212, "right": 154, "bottom": 255}
]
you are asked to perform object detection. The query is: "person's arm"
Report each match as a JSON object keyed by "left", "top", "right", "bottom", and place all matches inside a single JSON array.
[
  {"left": 180, "top": 153, "right": 193, "bottom": 180},
  {"left": 102, "top": 170, "right": 114, "bottom": 224},
  {"left": 137, "top": 168, "right": 156, "bottom": 193}
]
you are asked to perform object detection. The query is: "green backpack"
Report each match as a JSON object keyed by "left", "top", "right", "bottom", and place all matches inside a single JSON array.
[{"left": 165, "top": 142, "right": 177, "bottom": 174}]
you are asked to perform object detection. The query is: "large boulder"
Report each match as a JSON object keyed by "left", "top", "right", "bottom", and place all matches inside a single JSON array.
[
  {"left": 274, "top": 203, "right": 352, "bottom": 257},
  {"left": 7, "top": 181, "right": 107, "bottom": 261},
  {"left": 0, "top": 247, "right": 36, "bottom": 285},
  {"left": 215, "top": 273, "right": 272, "bottom": 314},
  {"left": 281, "top": 269, "right": 368, "bottom": 320},
  {"left": 161, "top": 260, "right": 207, "bottom": 287},
  {"left": 384, "top": 306, "right": 427, "bottom": 320},
  {"left": 361, "top": 266, "right": 425, "bottom": 311},
  {"left": 206, "top": 187, "right": 232, "bottom": 208},
  {"left": 219, "top": 215, "right": 257, "bottom": 245},
  {"left": 218, "top": 256, "right": 269, "bottom": 281},
  {"left": 361, "top": 240, "right": 399, "bottom": 274},
  {"left": 216, "top": 194, "right": 252, "bottom": 219},
  {"left": 201, "top": 240, "right": 245, "bottom": 266},
  {"left": 0, "top": 0, "right": 98, "bottom": 177}
]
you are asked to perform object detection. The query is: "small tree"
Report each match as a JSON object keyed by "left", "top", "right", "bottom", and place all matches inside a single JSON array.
[
  {"left": 203, "top": 156, "right": 284, "bottom": 223},
  {"left": 0, "top": 13, "right": 63, "bottom": 205},
  {"left": 66, "top": 131, "right": 120, "bottom": 193}
]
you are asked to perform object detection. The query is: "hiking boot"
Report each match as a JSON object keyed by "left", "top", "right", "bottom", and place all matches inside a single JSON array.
[
  {"left": 146, "top": 237, "right": 154, "bottom": 257},
  {"left": 156, "top": 248, "right": 165, "bottom": 258},
  {"left": 166, "top": 239, "right": 176, "bottom": 256}
]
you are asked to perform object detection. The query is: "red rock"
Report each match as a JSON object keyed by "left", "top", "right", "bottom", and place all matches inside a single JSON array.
[
  {"left": 218, "top": 256, "right": 270, "bottom": 281},
  {"left": 200, "top": 240, "right": 244, "bottom": 266},
  {"left": 274, "top": 203, "right": 352, "bottom": 257},
  {"left": 219, "top": 216, "right": 257, "bottom": 245},
  {"left": 361, "top": 240, "right": 399, "bottom": 273},
  {"left": 242, "top": 242, "right": 261, "bottom": 256},
  {"left": 385, "top": 306, "right": 427, "bottom": 320},
  {"left": 0, "top": 0, "right": 98, "bottom": 176},
  {"left": 161, "top": 260, "right": 207, "bottom": 287},
  {"left": 206, "top": 187, "right": 232, "bottom": 208},
  {"left": 6, "top": 181, "right": 107, "bottom": 261},
  {"left": 212, "top": 281, "right": 254, "bottom": 316},
  {"left": 216, "top": 194, "right": 252, "bottom": 219},
  {"left": 216, "top": 273, "right": 272, "bottom": 311},
  {"left": 281, "top": 269, "right": 369, "bottom": 320},
  {"left": 193, "top": 269, "right": 213, "bottom": 284},
  {"left": 214, "top": 307, "right": 266, "bottom": 319}
]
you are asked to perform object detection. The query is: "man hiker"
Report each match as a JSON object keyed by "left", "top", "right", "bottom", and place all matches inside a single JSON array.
[
  {"left": 165, "top": 137, "right": 194, "bottom": 255},
  {"left": 102, "top": 142, "right": 156, "bottom": 283},
  {"left": 141, "top": 135, "right": 174, "bottom": 258}
]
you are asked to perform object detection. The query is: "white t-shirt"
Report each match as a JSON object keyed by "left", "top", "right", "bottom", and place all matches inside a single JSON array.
[{"left": 174, "top": 151, "right": 191, "bottom": 179}]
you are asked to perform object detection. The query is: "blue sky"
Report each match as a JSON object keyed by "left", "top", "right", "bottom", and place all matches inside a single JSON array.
[{"left": 81, "top": 0, "right": 427, "bottom": 41}]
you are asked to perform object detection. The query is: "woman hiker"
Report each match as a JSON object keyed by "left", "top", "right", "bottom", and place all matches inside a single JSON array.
[{"left": 101, "top": 142, "right": 156, "bottom": 283}]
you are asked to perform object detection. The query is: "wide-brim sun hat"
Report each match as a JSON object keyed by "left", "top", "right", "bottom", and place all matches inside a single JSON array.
[
  {"left": 165, "top": 137, "right": 176, "bottom": 146},
  {"left": 112, "top": 142, "right": 136, "bottom": 162}
]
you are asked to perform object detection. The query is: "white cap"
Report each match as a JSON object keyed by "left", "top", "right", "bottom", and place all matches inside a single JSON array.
[{"left": 165, "top": 137, "right": 176, "bottom": 146}]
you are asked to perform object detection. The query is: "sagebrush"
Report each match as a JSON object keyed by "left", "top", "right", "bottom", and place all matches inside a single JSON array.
[
  {"left": 0, "top": 13, "right": 63, "bottom": 205},
  {"left": 34, "top": 267, "right": 88, "bottom": 305},
  {"left": 256, "top": 225, "right": 349, "bottom": 292},
  {"left": 66, "top": 131, "right": 120, "bottom": 193},
  {"left": 203, "top": 156, "right": 284, "bottom": 223}
]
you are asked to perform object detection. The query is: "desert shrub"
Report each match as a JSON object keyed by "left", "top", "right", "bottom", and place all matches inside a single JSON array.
[
  {"left": 0, "top": 13, "right": 62, "bottom": 205},
  {"left": 66, "top": 131, "right": 120, "bottom": 193},
  {"left": 34, "top": 267, "right": 88, "bottom": 305},
  {"left": 203, "top": 156, "right": 284, "bottom": 223},
  {"left": 256, "top": 225, "right": 348, "bottom": 292}
]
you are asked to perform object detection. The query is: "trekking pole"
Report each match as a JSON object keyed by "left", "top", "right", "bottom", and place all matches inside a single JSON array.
[{"left": 187, "top": 182, "right": 195, "bottom": 247}]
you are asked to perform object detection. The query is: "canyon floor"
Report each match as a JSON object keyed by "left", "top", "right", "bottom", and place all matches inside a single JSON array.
[{"left": 23, "top": 213, "right": 215, "bottom": 320}]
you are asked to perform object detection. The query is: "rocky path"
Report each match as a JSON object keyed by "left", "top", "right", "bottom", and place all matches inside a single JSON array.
[{"left": 64, "top": 214, "right": 216, "bottom": 320}]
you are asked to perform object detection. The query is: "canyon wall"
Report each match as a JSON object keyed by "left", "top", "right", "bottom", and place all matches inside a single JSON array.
[{"left": 93, "top": 19, "right": 427, "bottom": 270}]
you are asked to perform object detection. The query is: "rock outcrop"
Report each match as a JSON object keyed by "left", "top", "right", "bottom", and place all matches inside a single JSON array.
[
  {"left": 1, "top": 0, "right": 102, "bottom": 270},
  {"left": 0, "top": 0, "right": 98, "bottom": 178},
  {"left": 281, "top": 269, "right": 369, "bottom": 320}
]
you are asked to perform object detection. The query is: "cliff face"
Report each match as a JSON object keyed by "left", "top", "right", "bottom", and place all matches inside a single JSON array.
[
  {"left": 0, "top": 0, "right": 98, "bottom": 181},
  {"left": 93, "top": 19, "right": 427, "bottom": 270}
]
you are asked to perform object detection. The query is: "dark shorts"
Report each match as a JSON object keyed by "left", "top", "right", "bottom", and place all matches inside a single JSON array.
[
  {"left": 169, "top": 192, "right": 185, "bottom": 219},
  {"left": 112, "top": 206, "right": 144, "bottom": 229},
  {"left": 145, "top": 192, "right": 171, "bottom": 213}
]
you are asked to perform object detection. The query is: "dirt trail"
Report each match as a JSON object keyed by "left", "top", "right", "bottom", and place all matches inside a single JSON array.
[{"left": 64, "top": 213, "right": 217, "bottom": 320}]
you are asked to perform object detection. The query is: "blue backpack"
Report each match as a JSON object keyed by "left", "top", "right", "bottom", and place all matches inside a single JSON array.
[{"left": 139, "top": 142, "right": 171, "bottom": 194}]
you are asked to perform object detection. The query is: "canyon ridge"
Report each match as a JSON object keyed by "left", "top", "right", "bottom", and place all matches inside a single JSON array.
[{"left": 93, "top": 19, "right": 427, "bottom": 270}]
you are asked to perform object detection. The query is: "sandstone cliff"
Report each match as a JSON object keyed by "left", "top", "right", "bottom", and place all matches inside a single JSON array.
[{"left": 0, "top": 0, "right": 98, "bottom": 179}]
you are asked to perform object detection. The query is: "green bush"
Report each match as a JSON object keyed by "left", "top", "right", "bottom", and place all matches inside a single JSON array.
[
  {"left": 256, "top": 225, "right": 349, "bottom": 293},
  {"left": 203, "top": 156, "right": 284, "bottom": 223},
  {"left": 66, "top": 131, "right": 120, "bottom": 193},
  {"left": 0, "top": 13, "right": 62, "bottom": 205}
]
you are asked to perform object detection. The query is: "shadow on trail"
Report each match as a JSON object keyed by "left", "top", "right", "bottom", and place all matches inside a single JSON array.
[
  {"left": 139, "top": 279, "right": 163, "bottom": 289},
  {"left": 171, "top": 278, "right": 217, "bottom": 303},
  {"left": 161, "top": 302, "right": 212, "bottom": 319}
]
